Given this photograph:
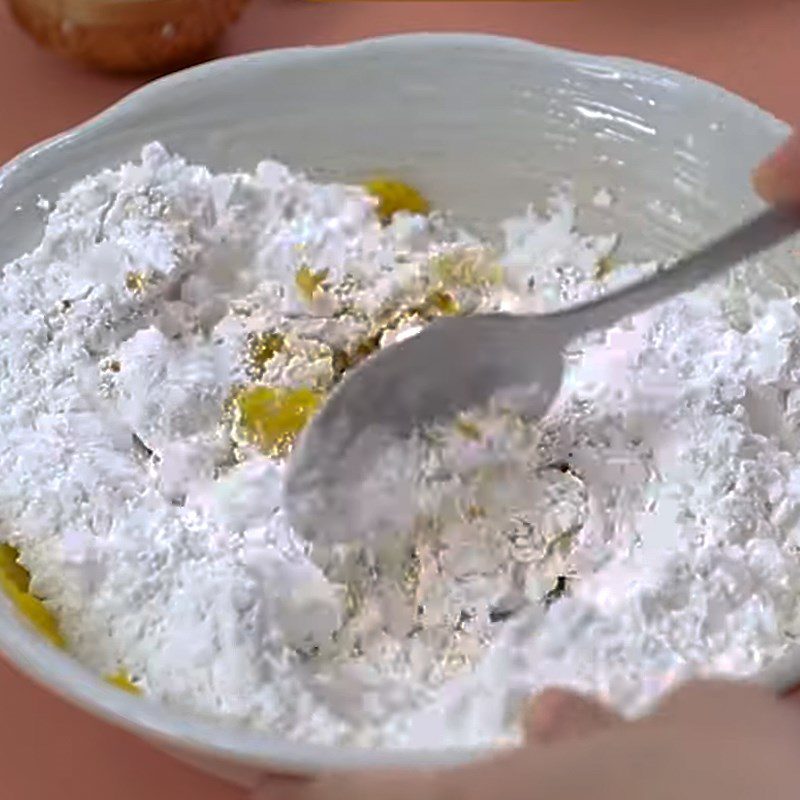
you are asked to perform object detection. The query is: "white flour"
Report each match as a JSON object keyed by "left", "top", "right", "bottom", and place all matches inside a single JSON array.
[{"left": 2, "top": 143, "right": 800, "bottom": 749}]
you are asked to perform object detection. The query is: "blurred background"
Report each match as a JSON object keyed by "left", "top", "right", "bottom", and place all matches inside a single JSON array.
[{"left": 0, "top": 0, "right": 798, "bottom": 797}]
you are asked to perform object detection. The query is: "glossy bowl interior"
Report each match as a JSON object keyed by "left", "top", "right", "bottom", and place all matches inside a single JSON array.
[{"left": 0, "top": 33, "right": 791, "bottom": 781}]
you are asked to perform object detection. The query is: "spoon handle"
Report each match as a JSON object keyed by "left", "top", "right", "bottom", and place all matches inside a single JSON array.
[{"left": 548, "top": 207, "right": 800, "bottom": 338}]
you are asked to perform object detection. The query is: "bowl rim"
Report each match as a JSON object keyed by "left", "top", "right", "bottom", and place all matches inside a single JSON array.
[{"left": 0, "top": 32, "right": 790, "bottom": 773}]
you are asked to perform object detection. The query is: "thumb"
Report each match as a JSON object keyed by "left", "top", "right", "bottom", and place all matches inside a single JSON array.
[
  {"left": 523, "top": 688, "right": 623, "bottom": 744},
  {"left": 752, "top": 131, "right": 800, "bottom": 207}
]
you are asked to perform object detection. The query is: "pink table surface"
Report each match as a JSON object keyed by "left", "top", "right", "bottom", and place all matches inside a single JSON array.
[{"left": 1, "top": 1, "right": 799, "bottom": 797}]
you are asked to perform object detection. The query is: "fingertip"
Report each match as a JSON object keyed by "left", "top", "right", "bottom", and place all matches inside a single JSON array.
[
  {"left": 753, "top": 131, "right": 800, "bottom": 207},
  {"left": 523, "top": 688, "right": 621, "bottom": 744},
  {"left": 523, "top": 688, "right": 574, "bottom": 738}
]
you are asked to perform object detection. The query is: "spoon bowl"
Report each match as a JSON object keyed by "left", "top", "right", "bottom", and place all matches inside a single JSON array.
[
  {"left": 285, "top": 208, "right": 800, "bottom": 544},
  {"left": 285, "top": 313, "right": 566, "bottom": 544}
]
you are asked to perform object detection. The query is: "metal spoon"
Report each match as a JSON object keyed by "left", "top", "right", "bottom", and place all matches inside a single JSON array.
[{"left": 285, "top": 208, "right": 800, "bottom": 545}]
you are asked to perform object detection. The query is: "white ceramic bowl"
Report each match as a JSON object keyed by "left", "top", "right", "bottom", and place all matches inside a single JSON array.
[{"left": 0, "top": 33, "right": 791, "bottom": 784}]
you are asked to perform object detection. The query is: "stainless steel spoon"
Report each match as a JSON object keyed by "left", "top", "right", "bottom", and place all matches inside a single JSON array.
[{"left": 285, "top": 208, "right": 800, "bottom": 545}]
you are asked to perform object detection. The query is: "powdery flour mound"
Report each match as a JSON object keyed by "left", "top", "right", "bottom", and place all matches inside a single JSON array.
[{"left": 1, "top": 143, "right": 800, "bottom": 748}]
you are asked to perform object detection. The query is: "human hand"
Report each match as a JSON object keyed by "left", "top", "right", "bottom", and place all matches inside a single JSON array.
[
  {"left": 253, "top": 681, "right": 800, "bottom": 800},
  {"left": 754, "top": 131, "right": 800, "bottom": 207}
]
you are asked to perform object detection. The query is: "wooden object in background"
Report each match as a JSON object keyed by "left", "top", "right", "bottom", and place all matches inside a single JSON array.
[{"left": 7, "top": 0, "right": 250, "bottom": 74}]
